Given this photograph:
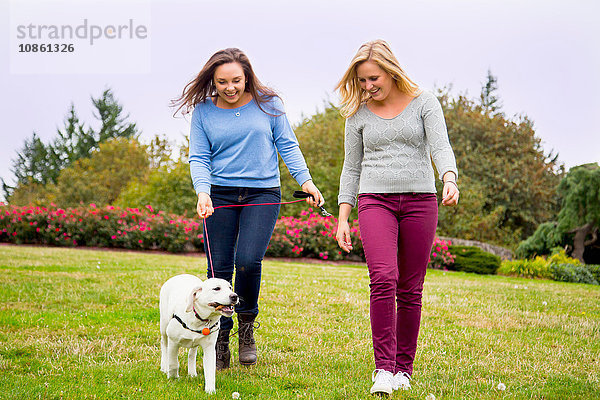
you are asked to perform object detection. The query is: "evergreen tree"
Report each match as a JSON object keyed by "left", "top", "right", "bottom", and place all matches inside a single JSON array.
[
  {"left": 517, "top": 163, "right": 600, "bottom": 262},
  {"left": 47, "top": 104, "right": 93, "bottom": 184},
  {"left": 480, "top": 69, "right": 502, "bottom": 115},
  {"left": 5, "top": 89, "right": 139, "bottom": 203},
  {"left": 10, "top": 132, "right": 50, "bottom": 185},
  {"left": 3, "top": 132, "right": 50, "bottom": 202},
  {"left": 92, "top": 89, "right": 138, "bottom": 143}
]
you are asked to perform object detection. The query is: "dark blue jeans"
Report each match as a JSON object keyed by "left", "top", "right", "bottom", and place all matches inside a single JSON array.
[{"left": 203, "top": 185, "right": 281, "bottom": 331}]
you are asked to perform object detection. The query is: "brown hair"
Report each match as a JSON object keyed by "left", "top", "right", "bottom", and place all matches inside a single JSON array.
[{"left": 172, "top": 48, "right": 281, "bottom": 116}]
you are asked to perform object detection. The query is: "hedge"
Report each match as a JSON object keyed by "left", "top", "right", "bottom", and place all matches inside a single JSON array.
[
  {"left": 1, "top": 203, "right": 461, "bottom": 267},
  {"left": 550, "top": 264, "right": 599, "bottom": 285},
  {"left": 447, "top": 245, "right": 501, "bottom": 275}
]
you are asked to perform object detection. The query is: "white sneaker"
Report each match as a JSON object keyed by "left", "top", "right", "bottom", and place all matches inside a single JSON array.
[
  {"left": 370, "top": 369, "right": 394, "bottom": 395},
  {"left": 392, "top": 371, "right": 411, "bottom": 390}
]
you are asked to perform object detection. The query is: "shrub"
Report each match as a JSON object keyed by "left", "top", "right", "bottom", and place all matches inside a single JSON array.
[
  {"left": 266, "top": 208, "right": 363, "bottom": 261},
  {"left": 498, "top": 257, "right": 552, "bottom": 279},
  {"left": 547, "top": 249, "right": 581, "bottom": 266},
  {"left": 446, "top": 245, "right": 500, "bottom": 275},
  {"left": 429, "top": 238, "right": 455, "bottom": 269},
  {"left": 498, "top": 250, "right": 597, "bottom": 284},
  {"left": 0, "top": 203, "right": 364, "bottom": 260},
  {"left": 550, "top": 264, "right": 599, "bottom": 285},
  {"left": 0, "top": 203, "right": 203, "bottom": 253},
  {"left": 585, "top": 265, "right": 600, "bottom": 282}
]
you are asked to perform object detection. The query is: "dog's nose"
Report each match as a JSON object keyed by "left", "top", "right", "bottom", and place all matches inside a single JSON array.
[{"left": 230, "top": 293, "right": 239, "bottom": 303}]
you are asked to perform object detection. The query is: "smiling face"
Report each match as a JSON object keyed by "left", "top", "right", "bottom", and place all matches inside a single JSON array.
[
  {"left": 213, "top": 62, "right": 247, "bottom": 107},
  {"left": 199, "top": 278, "right": 238, "bottom": 317},
  {"left": 355, "top": 60, "right": 396, "bottom": 103}
]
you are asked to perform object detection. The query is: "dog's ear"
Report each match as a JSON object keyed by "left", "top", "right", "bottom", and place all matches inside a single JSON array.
[{"left": 185, "top": 286, "right": 203, "bottom": 312}]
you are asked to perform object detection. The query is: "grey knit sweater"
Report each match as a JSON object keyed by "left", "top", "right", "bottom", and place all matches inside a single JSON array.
[{"left": 338, "top": 90, "right": 458, "bottom": 207}]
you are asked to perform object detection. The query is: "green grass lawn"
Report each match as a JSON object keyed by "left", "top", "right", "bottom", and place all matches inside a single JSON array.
[{"left": 0, "top": 245, "right": 598, "bottom": 400}]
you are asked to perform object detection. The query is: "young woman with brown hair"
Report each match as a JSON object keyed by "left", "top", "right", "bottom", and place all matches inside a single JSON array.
[{"left": 173, "top": 48, "right": 324, "bottom": 370}]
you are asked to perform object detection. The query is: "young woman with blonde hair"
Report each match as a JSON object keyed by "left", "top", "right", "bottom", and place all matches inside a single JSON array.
[
  {"left": 335, "top": 40, "right": 459, "bottom": 395},
  {"left": 173, "top": 48, "right": 324, "bottom": 370}
]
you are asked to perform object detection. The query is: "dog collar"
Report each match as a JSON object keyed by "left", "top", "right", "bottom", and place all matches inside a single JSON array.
[
  {"left": 172, "top": 314, "right": 219, "bottom": 336},
  {"left": 193, "top": 305, "right": 209, "bottom": 322}
]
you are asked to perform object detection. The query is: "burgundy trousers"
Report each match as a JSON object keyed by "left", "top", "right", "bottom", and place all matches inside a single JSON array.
[{"left": 357, "top": 193, "right": 438, "bottom": 375}]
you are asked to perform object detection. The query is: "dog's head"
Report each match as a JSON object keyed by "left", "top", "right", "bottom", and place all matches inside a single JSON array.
[{"left": 185, "top": 278, "right": 238, "bottom": 318}]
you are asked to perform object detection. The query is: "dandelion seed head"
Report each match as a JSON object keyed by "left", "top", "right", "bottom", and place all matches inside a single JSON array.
[
  {"left": 542, "top": 301, "right": 547, "bottom": 306},
  {"left": 426, "top": 394, "right": 436, "bottom": 400},
  {"left": 498, "top": 382, "right": 506, "bottom": 391},
  {"left": 232, "top": 392, "right": 241, "bottom": 399}
]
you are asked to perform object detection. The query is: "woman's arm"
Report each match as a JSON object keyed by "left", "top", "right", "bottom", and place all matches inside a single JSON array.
[
  {"left": 188, "top": 106, "right": 213, "bottom": 196},
  {"left": 338, "top": 118, "right": 363, "bottom": 207},
  {"left": 422, "top": 93, "right": 459, "bottom": 206},
  {"left": 188, "top": 106, "right": 215, "bottom": 218}
]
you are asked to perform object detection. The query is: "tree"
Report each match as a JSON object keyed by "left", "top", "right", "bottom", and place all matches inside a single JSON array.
[
  {"left": 92, "top": 89, "right": 138, "bottom": 143},
  {"left": 437, "top": 87, "right": 563, "bottom": 246},
  {"left": 47, "top": 104, "right": 93, "bottom": 184},
  {"left": 116, "top": 161, "right": 197, "bottom": 217},
  {"left": 480, "top": 69, "right": 502, "bottom": 115},
  {"left": 8, "top": 132, "right": 50, "bottom": 186},
  {"left": 5, "top": 89, "right": 139, "bottom": 204},
  {"left": 48, "top": 138, "right": 149, "bottom": 207},
  {"left": 556, "top": 163, "right": 599, "bottom": 261},
  {"left": 116, "top": 136, "right": 196, "bottom": 216},
  {"left": 147, "top": 134, "right": 175, "bottom": 170},
  {"left": 516, "top": 163, "right": 600, "bottom": 263}
]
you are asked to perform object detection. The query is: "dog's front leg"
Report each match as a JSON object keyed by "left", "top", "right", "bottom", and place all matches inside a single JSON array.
[
  {"left": 203, "top": 344, "right": 217, "bottom": 394},
  {"left": 167, "top": 338, "right": 180, "bottom": 379},
  {"left": 188, "top": 346, "right": 198, "bottom": 377}
]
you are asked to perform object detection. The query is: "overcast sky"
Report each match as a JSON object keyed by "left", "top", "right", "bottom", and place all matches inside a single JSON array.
[{"left": 1, "top": 0, "right": 599, "bottom": 202}]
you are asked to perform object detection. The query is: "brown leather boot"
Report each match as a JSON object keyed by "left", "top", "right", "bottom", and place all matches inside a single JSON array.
[
  {"left": 237, "top": 313, "right": 259, "bottom": 366},
  {"left": 215, "top": 329, "right": 231, "bottom": 370}
]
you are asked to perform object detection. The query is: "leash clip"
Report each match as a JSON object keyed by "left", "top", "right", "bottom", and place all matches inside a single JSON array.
[{"left": 292, "top": 191, "right": 332, "bottom": 217}]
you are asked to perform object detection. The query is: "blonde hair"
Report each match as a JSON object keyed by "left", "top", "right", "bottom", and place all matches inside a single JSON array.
[{"left": 335, "top": 40, "right": 421, "bottom": 118}]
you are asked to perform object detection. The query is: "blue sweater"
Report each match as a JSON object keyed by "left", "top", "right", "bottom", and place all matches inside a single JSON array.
[{"left": 189, "top": 96, "right": 312, "bottom": 195}]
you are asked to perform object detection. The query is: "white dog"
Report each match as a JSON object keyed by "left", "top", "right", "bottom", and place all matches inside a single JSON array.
[{"left": 159, "top": 274, "right": 238, "bottom": 394}]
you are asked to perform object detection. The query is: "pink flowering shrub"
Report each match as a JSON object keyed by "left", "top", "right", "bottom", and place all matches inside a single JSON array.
[
  {"left": 428, "top": 238, "right": 455, "bottom": 269},
  {"left": 267, "top": 208, "right": 363, "bottom": 261},
  {"left": 0, "top": 203, "right": 203, "bottom": 253},
  {"left": 1, "top": 203, "right": 455, "bottom": 264}
]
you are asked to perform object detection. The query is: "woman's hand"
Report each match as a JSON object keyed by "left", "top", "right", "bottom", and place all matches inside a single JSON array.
[
  {"left": 335, "top": 219, "right": 353, "bottom": 253},
  {"left": 442, "top": 181, "right": 459, "bottom": 206},
  {"left": 336, "top": 203, "right": 353, "bottom": 253},
  {"left": 301, "top": 180, "right": 325, "bottom": 207},
  {"left": 196, "top": 192, "right": 214, "bottom": 219}
]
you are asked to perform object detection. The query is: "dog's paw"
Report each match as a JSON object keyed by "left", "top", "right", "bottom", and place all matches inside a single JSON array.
[
  {"left": 189, "top": 372, "right": 198, "bottom": 378},
  {"left": 167, "top": 370, "right": 180, "bottom": 379},
  {"left": 204, "top": 386, "right": 216, "bottom": 394}
]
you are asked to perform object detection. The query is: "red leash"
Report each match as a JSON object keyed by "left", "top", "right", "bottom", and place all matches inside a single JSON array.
[{"left": 202, "top": 199, "right": 307, "bottom": 278}]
